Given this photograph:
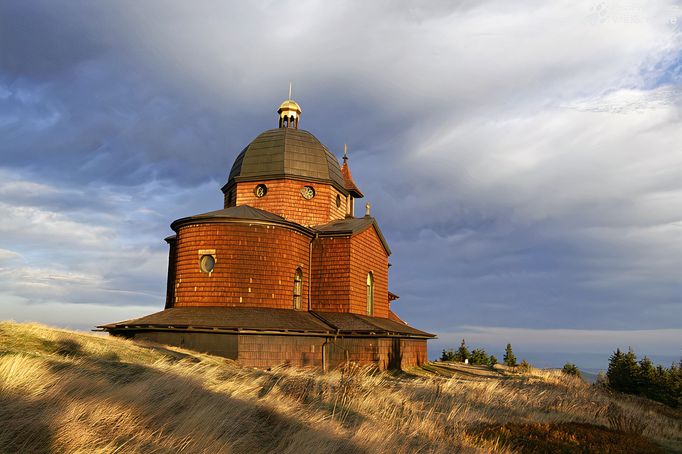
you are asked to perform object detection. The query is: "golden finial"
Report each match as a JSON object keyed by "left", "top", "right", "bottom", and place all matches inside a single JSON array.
[{"left": 288, "top": 82, "right": 292, "bottom": 100}]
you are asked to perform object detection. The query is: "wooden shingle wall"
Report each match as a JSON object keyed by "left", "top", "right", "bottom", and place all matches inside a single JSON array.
[
  {"left": 399, "top": 339, "right": 428, "bottom": 369},
  {"left": 173, "top": 223, "right": 310, "bottom": 309},
  {"left": 130, "top": 331, "right": 427, "bottom": 370},
  {"left": 230, "top": 179, "right": 347, "bottom": 226},
  {"left": 310, "top": 236, "right": 352, "bottom": 312},
  {"left": 326, "top": 338, "right": 428, "bottom": 370},
  {"left": 237, "top": 335, "right": 323, "bottom": 368},
  {"left": 310, "top": 225, "right": 389, "bottom": 317},
  {"left": 349, "top": 227, "right": 389, "bottom": 318},
  {"left": 133, "top": 331, "right": 239, "bottom": 359}
]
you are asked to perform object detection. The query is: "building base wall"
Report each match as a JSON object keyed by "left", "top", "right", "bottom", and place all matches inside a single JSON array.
[
  {"left": 131, "top": 331, "right": 239, "bottom": 359},
  {"left": 237, "top": 334, "right": 323, "bottom": 368},
  {"left": 117, "top": 331, "right": 427, "bottom": 371},
  {"left": 325, "top": 337, "right": 427, "bottom": 370}
]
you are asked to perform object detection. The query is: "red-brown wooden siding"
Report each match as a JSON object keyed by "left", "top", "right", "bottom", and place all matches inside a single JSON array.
[
  {"left": 310, "top": 226, "right": 389, "bottom": 317},
  {"left": 229, "top": 179, "right": 347, "bottom": 226},
  {"left": 173, "top": 223, "right": 310, "bottom": 309},
  {"left": 311, "top": 236, "right": 352, "bottom": 312},
  {"left": 130, "top": 331, "right": 427, "bottom": 370},
  {"left": 349, "top": 227, "right": 389, "bottom": 318}
]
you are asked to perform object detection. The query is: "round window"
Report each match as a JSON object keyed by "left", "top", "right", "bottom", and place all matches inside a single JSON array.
[
  {"left": 300, "top": 186, "right": 315, "bottom": 200},
  {"left": 336, "top": 194, "right": 341, "bottom": 208},
  {"left": 254, "top": 184, "right": 268, "bottom": 198},
  {"left": 200, "top": 254, "right": 215, "bottom": 273}
]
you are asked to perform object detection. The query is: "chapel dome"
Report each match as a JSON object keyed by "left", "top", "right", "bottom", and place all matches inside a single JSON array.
[{"left": 225, "top": 127, "right": 347, "bottom": 194}]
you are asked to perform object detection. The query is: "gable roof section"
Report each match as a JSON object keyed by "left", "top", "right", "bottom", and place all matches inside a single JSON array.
[{"left": 313, "top": 216, "right": 391, "bottom": 255}]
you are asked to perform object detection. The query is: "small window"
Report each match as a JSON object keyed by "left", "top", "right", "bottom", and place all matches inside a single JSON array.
[
  {"left": 336, "top": 194, "right": 341, "bottom": 208},
  {"left": 293, "top": 268, "right": 303, "bottom": 309},
  {"left": 254, "top": 184, "right": 268, "bottom": 198},
  {"left": 300, "top": 186, "right": 315, "bottom": 200},
  {"left": 366, "top": 272, "right": 374, "bottom": 315},
  {"left": 200, "top": 254, "right": 215, "bottom": 273}
]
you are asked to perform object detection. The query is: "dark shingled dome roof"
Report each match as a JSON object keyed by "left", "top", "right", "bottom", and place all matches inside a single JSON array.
[
  {"left": 169, "top": 205, "right": 312, "bottom": 233},
  {"left": 226, "top": 128, "right": 347, "bottom": 194}
]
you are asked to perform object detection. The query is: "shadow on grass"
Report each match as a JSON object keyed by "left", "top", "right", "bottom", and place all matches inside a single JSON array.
[
  {"left": 468, "top": 421, "right": 664, "bottom": 454},
  {"left": 0, "top": 393, "right": 55, "bottom": 454},
  {"left": 132, "top": 340, "right": 202, "bottom": 363},
  {"left": 1, "top": 337, "right": 368, "bottom": 453},
  {"left": 257, "top": 371, "right": 370, "bottom": 431}
]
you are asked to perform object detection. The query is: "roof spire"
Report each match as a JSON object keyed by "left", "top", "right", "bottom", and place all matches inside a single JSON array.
[
  {"left": 288, "top": 82, "right": 292, "bottom": 100},
  {"left": 340, "top": 144, "right": 363, "bottom": 199}
]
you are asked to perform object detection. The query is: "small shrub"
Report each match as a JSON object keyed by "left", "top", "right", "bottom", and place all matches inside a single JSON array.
[
  {"left": 594, "top": 371, "right": 608, "bottom": 387},
  {"left": 440, "top": 349, "right": 456, "bottom": 362},
  {"left": 517, "top": 359, "right": 532, "bottom": 373},
  {"left": 470, "top": 348, "right": 489, "bottom": 366},
  {"left": 562, "top": 363, "right": 582, "bottom": 379}
]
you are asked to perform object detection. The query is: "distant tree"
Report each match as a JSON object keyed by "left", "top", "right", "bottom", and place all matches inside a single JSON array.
[
  {"left": 637, "top": 356, "right": 654, "bottom": 387},
  {"left": 562, "top": 363, "right": 582, "bottom": 379},
  {"left": 595, "top": 371, "right": 608, "bottom": 387},
  {"left": 470, "top": 348, "right": 489, "bottom": 366},
  {"left": 456, "top": 339, "right": 470, "bottom": 362},
  {"left": 440, "top": 349, "right": 456, "bottom": 362},
  {"left": 607, "top": 348, "right": 638, "bottom": 394},
  {"left": 488, "top": 355, "right": 498, "bottom": 368},
  {"left": 518, "top": 359, "right": 532, "bottom": 373},
  {"left": 606, "top": 348, "right": 681, "bottom": 408},
  {"left": 503, "top": 343, "right": 517, "bottom": 367}
]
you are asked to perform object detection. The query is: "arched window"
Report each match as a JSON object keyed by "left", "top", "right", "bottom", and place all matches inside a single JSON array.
[
  {"left": 366, "top": 272, "right": 374, "bottom": 315},
  {"left": 293, "top": 268, "right": 303, "bottom": 309}
]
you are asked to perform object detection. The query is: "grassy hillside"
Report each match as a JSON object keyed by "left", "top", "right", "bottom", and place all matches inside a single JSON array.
[{"left": 1, "top": 322, "right": 680, "bottom": 453}]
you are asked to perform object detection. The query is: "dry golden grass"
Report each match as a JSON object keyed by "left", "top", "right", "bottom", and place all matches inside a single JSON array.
[{"left": 1, "top": 321, "right": 680, "bottom": 453}]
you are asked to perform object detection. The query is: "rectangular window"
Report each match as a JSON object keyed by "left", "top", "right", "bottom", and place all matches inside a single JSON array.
[
  {"left": 293, "top": 269, "right": 303, "bottom": 310},
  {"left": 367, "top": 272, "right": 374, "bottom": 315}
]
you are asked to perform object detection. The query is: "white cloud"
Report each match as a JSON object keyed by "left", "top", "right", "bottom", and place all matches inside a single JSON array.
[{"left": 0, "top": 248, "right": 21, "bottom": 262}]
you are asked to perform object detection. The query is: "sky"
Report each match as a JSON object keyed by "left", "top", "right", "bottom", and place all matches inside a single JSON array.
[{"left": 1, "top": 0, "right": 680, "bottom": 364}]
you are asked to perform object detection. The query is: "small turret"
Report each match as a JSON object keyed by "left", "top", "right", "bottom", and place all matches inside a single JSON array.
[
  {"left": 341, "top": 144, "right": 364, "bottom": 217},
  {"left": 278, "top": 84, "right": 301, "bottom": 129}
]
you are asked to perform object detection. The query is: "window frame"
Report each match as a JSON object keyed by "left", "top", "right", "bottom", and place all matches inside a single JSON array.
[
  {"left": 293, "top": 268, "right": 303, "bottom": 310},
  {"left": 366, "top": 272, "right": 374, "bottom": 315}
]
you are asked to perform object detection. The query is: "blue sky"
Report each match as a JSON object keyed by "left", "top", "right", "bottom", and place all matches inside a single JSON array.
[{"left": 0, "top": 1, "right": 680, "bottom": 362}]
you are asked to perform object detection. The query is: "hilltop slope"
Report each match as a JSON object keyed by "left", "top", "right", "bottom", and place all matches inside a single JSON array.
[{"left": 0, "top": 322, "right": 680, "bottom": 453}]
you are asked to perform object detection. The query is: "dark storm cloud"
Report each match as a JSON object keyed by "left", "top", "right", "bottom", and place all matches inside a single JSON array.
[
  {"left": 0, "top": 1, "right": 103, "bottom": 79},
  {"left": 0, "top": 0, "right": 680, "bottom": 353}
]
